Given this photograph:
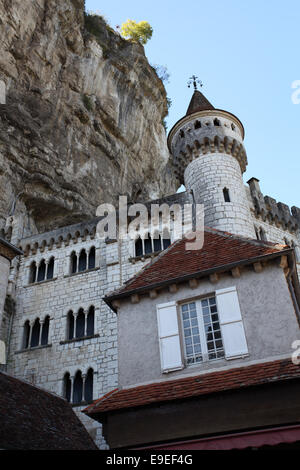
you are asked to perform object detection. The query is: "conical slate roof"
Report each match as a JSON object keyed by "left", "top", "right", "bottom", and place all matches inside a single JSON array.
[{"left": 186, "top": 90, "right": 215, "bottom": 116}]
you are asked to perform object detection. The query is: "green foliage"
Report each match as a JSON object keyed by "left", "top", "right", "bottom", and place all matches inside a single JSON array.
[
  {"left": 152, "top": 65, "right": 170, "bottom": 83},
  {"left": 120, "top": 20, "right": 153, "bottom": 45},
  {"left": 162, "top": 97, "right": 172, "bottom": 132},
  {"left": 84, "top": 11, "right": 108, "bottom": 36},
  {"left": 82, "top": 94, "right": 93, "bottom": 112}
]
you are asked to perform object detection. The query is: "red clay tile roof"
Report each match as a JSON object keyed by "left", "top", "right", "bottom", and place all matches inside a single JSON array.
[
  {"left": 0, "top": 372, "right": 97, "bottom": 450},
  {"left": 105, "top": 229, "right": 289, "bottom": 302},
  {"left": 83, "top": 358, "right": 300, "bottom": 417}
]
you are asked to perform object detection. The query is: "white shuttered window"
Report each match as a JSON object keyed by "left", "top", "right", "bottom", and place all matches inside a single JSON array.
[
  {"left": 156, "top": 301, "right": 183, "bottom": 373},
  {"left": 216, "top": 286, "right": 248, "bottom": 359}
]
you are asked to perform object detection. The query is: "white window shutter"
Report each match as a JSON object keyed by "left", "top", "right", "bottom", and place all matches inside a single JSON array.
[
  {"left": 156, "top": 301, "right": 183, "bottom": 373},
  {"left": 216, "top": 287, "right": 248, "bottom": 359}
]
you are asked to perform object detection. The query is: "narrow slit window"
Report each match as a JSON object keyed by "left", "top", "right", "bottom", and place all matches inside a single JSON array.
[{"left": 223, "top": 188, "right": 230, "bottom": 202}]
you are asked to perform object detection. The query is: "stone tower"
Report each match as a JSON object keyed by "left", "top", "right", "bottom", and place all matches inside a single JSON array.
[{"left": 168, "top": 89, "right": 256, "bottom": 238}]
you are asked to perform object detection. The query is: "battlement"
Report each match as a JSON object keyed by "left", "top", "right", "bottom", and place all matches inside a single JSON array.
[
  {"left": 17, "top": 192, "right": 192, "bottom": 257},
  {"left": 247, "top": 178, "right": 300, "bottom": 232},
  {"left": 168, "top": 110, "right": 247, "bottom": 184}
]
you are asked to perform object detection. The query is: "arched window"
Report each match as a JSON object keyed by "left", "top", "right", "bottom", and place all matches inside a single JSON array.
[
  {"left": 88, "top": 247, "right": 96, "bottom": 269},
  {"left": 70, "top": 251, "right": 77, "bottom": 274},
  {"left": 135, "top": 231, "right": 171, "bottom": 257},
  {"left": 30, "top": 318, "right": 40, "bottom": 348},
  {"left": 144, "top": 234, "right": 152, "bottom": 255},
  {"left": 67, "top": 310, "right": 75, "bottom": 340},
  {"left": 37, "top": 260, "right": 46, "bottom": 282},
  {"left": 153, "top": 234, "right": 162, "bottom": 253},
  {"left": 47, "top": 257, "right": 54, "bottom": 280},
  {"left": 194, "top": 120, "right": 201, "bottom": 129},
  {"left": 73, "top": 371, "right": 83, "bottom": 404},
  {"left": 84, "top": 368, "right": 94, "bottom": 403},
  {"left": 162, "top": 229, "right": 171, "bottom": 250},
  {"left": 179, "top": 130, "right": 184, "bottom": 138},
  {"left": 214, "top": 118, "right": 220, "bottom": 126},
  {"left": 254, "top": 226, "right": 260, "bottom": 240},
  {"left": 23, "top": 320, "right": 30, "bottom": 349},
  {"left": 223, "top": 188, "right": 230, "bottom": 203},
  {"left": 135, "top": 237, "right": 143, "bottom": 257},
  {"left": 75, "top": 308, "right": 85, "bottom": 338},
  {"left": 29, "top": 261, "right": 37, "bottom": 284},
  {"left": 63, "top": 373, "right": 72, "bottom": 403},
  {"left": 231, "top": 123, "right": 236, "bottom": 131},
  {"left": 78, "top": 249, "right": 87, "bottom": 272},
  {"left": 259, "top": 227, "right": 267, "bottom": 242},
  {"left": 87, "top": 306, "right": 95, "bottom": 337},
  {"left": 41, "top": 316, "right": 50, "bottom": 346}
]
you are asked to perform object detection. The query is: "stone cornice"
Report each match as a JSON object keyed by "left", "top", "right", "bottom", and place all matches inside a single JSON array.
[
  {"left": 0, "top": 238, "right": 23, "bottom": 261},
  {"left": 167, "top": 109, "right": 245, "bottom": 151}
]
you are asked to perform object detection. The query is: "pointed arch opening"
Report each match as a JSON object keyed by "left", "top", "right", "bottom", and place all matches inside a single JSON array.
[
  {"left": 84, "top": 368, "right": 94, "bottom": 403},
  {"left": 73, "top": 371, "right": 83, "bottom": 404},
  {"left": 88, "top": 246, "right": 96, "bottom": 269},
  {"left": 78, "top": 249, "right": 87, "bottom": 272}
]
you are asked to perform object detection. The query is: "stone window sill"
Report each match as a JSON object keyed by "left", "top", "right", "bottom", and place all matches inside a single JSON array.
[
  {"left": 71, "top": 400, "right": 94, "bottom": 408},
  {"left": 129, "top": 250, "right": 162, "bottom": 263},
  {"left": 60, "top": 334, "right": 99, "bottom": 345},
  {"left": 15, "top": 344, "right": 52, "bottom": 354},
  {"left": 64, "top": 267, "right": 100, "bottom": 278},
  {"left": 26, "top": 277, "right": 57, "bottom": 287}
]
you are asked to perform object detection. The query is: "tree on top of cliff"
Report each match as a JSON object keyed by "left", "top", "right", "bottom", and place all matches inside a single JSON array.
[{"left": 120, "top": 20, "right": 153, "bottom": 45}]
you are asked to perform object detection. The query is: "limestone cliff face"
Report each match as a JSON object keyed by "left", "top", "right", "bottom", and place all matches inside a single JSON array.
[{"left": 0, "top": 0, "right": 176, "bottom": 236}]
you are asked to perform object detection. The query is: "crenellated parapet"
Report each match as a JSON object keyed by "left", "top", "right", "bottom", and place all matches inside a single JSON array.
[
  {"left": 19, "top": 219, "right": 99, "bottom": 257},
  {"left": 168, "top": 109, "right": 247, "bottom": 184},
  {"left": 247, "top": 178, "right": 299, "bottom": 232}
]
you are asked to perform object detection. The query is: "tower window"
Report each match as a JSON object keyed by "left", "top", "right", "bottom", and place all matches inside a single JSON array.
[
  {"left": 223, "top": 188, "right": 230, "bottom": 203},
  {"left": 78, "top": 249, "right": 87, "bottom": 272},
  {"left": 47, "top": 257, "right": 55, "bottom": 280},
  {"left": 22, "top": 316, "right": 50, "bottom": 350},
  {"left": 29, "top": 262, "right": 37, "bottom": 284},
  {"left": 179, "top": 130, "right": 185, "bottom": 138},
  {"left": 88, "top": 246, "right": 96, "bottom": 269},
  {"left": 214, "top": 118, "right": 220, "bottom": 126},
  {"left": 231, "top": 123, "right": 236, "bottom": 131},
  {"left": 63, "top": 369, "right": 94, "bottom": 404},
  {"left": 67, "top": 306, "right": 95, "bottom": 340},
  {"left": 194, "top": 120, "right": 201, "bottom": 129},
  {"left": 37, "top": 260, "right": 46, "bottom": 282},
  {"left": 259, "top": 227, "right": 267, "bottom": 241},
  {"left": 134, "top": 231, "right": 171, "bottom": 257}
]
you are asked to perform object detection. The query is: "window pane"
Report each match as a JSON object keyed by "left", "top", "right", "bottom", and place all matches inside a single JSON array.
[
  {"left": 200, "top": 296, "right": 224, "bottom": 361},
  {"left": 181, "top": 302, "right": 202, "bottom": 365}
]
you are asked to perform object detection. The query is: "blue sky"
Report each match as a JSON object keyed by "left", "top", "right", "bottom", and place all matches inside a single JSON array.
[{"left": 86, "top": 0, "right": 300, "bottom": 208}]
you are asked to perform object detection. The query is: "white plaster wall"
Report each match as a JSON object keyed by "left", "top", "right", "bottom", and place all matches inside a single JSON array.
[{"left": 118, "top": 263, "right": 300, "bottom": 388}]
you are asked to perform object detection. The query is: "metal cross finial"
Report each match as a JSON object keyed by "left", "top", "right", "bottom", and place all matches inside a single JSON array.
[{"left": 187, "top": 75, "right": 203, "bottom": 91}]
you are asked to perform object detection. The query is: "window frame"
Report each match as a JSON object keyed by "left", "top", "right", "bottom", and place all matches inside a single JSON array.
[{"left": 179, "top": 295, "right": 225, "bottom": 366}]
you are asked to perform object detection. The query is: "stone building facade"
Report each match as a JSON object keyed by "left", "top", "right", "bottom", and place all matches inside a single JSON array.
[{"left": 1, "top": 90, "right": 300, "bottom": 448}]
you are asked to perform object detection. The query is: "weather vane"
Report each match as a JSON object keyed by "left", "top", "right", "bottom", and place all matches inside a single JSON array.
[{"left": 187, "top": 75, "right": 203, "bottom": 91}]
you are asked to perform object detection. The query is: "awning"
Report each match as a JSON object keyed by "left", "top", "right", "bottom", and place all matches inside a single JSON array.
[{"left": 134, "top": 425, "right": 300, "bottom": 450}]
